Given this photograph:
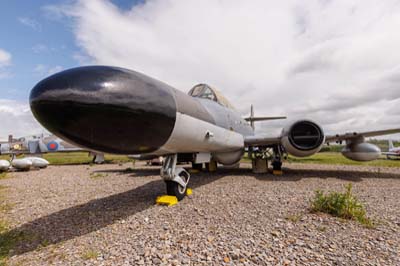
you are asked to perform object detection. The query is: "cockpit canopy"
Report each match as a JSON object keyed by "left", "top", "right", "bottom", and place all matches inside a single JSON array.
[{"left": 188, "top": 84, "right": 235, "bottom": 109}]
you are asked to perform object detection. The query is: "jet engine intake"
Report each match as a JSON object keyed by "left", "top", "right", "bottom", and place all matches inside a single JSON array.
[{"left": 281, "top": 120, "right": 325, "bottom": 157}]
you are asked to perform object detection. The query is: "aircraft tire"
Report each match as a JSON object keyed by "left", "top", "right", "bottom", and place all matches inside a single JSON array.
[
  {"left": 165, "top": 180, "right": 187, "bottom": 201},
  {"left": 192, "top": 163, "right": 202, "bottom": 171}
]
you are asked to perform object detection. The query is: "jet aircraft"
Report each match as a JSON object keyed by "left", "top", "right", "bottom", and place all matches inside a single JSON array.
[
  {"left": 382, "top": 140, "right": 400, "bottom": 159},
  {"left": 0, "top": 134, "right": 105, "bottom": 163},
  {"left": 29, "top": 66, "right": 400, "bottom": 200}
]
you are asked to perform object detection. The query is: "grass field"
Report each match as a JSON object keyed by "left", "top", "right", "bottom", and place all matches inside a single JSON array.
[
  {"left": 0, "top": 151, "right": 399, "bottom": 167},
  {"left": 0, "top": 152, "right": 133, "bottom": 165},
  {"left": 286, "top": 152, "right": 400, "bottom": 168}
]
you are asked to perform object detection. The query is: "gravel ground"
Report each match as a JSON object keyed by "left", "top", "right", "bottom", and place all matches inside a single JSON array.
[{"left": 0, "top": 161, "right": 399, "bottom": 266}]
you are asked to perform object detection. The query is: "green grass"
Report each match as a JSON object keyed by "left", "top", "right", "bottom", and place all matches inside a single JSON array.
[
  {"left": 0, "top": 227, "right": 35, "bottom": 266},
  {"left": 287, "top": 152, "right": 400, "bottom": 168},
  {"left": 285, "top": 214, "right": 302, "bottom": 223},
  {"left": 1, "top": 152, "right": 132, "bottom": 166},
  {"left": 242, "top": 152, "right": 400, "bottom": 167},
  {"left": 0, "top": 173, "right": 7, "bottom": 180},
  {"left": 89, "top": 173, "right": 106, "bottom": 179},
  {"left": 0, "top": 185, "right": 10, "bottom": 266},
  {"left": 81, "top": 249, "right": 99, "bottom": 260},
  {"left": 310, "top": 184, "right": 374, "bottom": 228},
  {"left": 43, "top": 152, "right": 132, "bottom": 165},
  {"left": 0, "top": 203, "right": 13, "bottom": 213}
]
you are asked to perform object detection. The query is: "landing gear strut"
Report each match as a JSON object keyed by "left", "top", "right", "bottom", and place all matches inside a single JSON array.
[
  {"left": 161, "top": 154, "right": 190, "bottom": 201},
  {"left": 272, "top": 145, "right": 283, "bottom": 173}
]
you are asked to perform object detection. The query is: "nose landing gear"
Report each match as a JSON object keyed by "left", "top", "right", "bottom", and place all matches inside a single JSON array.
[{"left": 161, "top": 154, "right": 191, "bottom": 201}]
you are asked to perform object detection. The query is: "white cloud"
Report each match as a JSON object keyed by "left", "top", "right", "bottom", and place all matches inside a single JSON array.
[
  {"left": 51, "top": 0, "right": 400, "bottom": 138},
  {"left": 0, "top": 99, "right": 43, "bottom": 138},
  {"left": 32, "top": 44, "right": 49, "bottom": 53},
  {"left": 34, "top": 64, "right": 64, "bottom": 76},
  {"left": 0, "top": 48, "right": 11, "bottom": 79},
  {"left": 18, "top": 17, "right": 42, "bottom": 31},
  {"left": 0, "top": 49, "right": 11, "bottom": 66}
]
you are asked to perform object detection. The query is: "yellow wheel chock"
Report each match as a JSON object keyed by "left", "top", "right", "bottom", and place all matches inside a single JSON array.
[
  {"left": 156, "top": 195, "right": 178, "bottom": 206},
  {"left": 272, "top": 170, "right": 283, "bottom": 176},
  {"left": 155, "top": 188, "right": 193, "bottom": 206}
]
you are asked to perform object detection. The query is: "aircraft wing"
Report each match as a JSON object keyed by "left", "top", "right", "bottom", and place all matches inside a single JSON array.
[
  {"left": 244, "top": 135, "right": 281, "bottom": 146},
  {"left": 244, "top": 116, "right": 287, "bottom": 122},
  {"left": 325, "top": 128, "right": 400, "bottom": 143},
  {"left": 245, "top": 128, "right": 400, "bottom": 147}
]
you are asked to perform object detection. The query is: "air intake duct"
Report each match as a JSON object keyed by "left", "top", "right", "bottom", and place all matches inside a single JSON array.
[{"left": 281, "top": 120, "right": 325, "bottom": 157}]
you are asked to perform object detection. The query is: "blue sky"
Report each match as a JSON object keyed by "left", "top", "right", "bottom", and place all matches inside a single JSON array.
[
  {"left": 0, "top": 0, "right": 139, "bottom": 101},
  {"left": 0, "top": 0, "right": 399, "bottom": 138}
]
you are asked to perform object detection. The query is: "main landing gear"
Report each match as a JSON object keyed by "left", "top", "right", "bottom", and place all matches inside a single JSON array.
[
  {"left": 249, "top": 145, "right": 285, "bottom": 175},
  {"left": 271, "top": 146, "right": 283, "bottom": 174},
  {"left": 160, "top": 154, "right": 190, "bottom": 201}
]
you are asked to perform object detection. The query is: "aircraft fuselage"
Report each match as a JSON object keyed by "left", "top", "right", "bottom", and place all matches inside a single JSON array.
[{"left": 30, "top": 66, "right": 253, "bottom": 157}]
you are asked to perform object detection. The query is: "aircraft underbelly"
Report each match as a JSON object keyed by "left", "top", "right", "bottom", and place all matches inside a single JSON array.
[{"left": 155, "top": 112, "right": 244, "bottom": 154}]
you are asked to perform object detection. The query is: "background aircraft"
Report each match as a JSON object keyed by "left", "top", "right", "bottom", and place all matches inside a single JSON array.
[
  {"left": 382, "top": 140, "right": 400, "bottom": 159},
  {"left": 29, "top": 66, "right": 400, "bottom": 200},
  {"left": 0, "top": 133, "right": 105, "bottom": 163}
]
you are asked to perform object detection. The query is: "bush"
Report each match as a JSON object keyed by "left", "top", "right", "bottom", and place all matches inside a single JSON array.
[{"left": 310, "top": 184, "right": 373, "bottom": 227}]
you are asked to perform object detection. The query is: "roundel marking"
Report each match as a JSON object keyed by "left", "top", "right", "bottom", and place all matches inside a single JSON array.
[{"left": 47, "top": 141, "right": 59, "bottom": 151}]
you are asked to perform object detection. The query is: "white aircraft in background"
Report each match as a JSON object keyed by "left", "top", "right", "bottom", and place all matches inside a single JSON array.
[
  {"left": 0, "top": 133, "right": 105, "bottom": 163},
  {"left": 0, "top": 133, "right": 105, "bottom": 172},
  {"left": 382, "top": 140, "right": 400, "bottom": 159}
]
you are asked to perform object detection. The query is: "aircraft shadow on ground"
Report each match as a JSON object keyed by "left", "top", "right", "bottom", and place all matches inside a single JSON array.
[
  {"left": 93, "top": 167, "right": 161, "bottom": 177},
  {"left": 3, "top": 168, "right": 226, "bottom": 256},
  {"left": 3, "top": 165, "right": 399, "bottom": 255}
]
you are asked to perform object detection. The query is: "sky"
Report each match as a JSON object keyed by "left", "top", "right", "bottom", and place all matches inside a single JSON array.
[{"left": 0, "top": 0, "right": 399, "bottom": 140}]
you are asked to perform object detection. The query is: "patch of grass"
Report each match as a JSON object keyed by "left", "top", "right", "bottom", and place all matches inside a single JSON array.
[
  {"left": 0, "top": 186, "right": 20, "bottom": 266},
  {"left": 89, "top": 173, "right": 106, "bottom": 179},
  {"left": 0, "top": 224, "right": 39, "bottom": 265},
  {"left": 40, "top": 239, "right": 50, "bottom": 248},
  {"left": 317, "top": 225, "right": 327, "bottom": 232},
  {"left": 81, "top": 249, "right": 99, "bottom": 260},
  {"left": 0, "top": 173, "right": 7, "bottom": 180},
  {"left": 0, "top": 187, "right": 11, "bottom": 213},
  {"left": 0, "top": 222, "right": 8, "bottom": 233},
  {"left": 285, "top": 214, "right": 302, "bottom": 223},
  {"left": 310, "top": 184, "right": 374, "bottom": 228},
  {"left": 0, "top": 204, "right": 13, "bottom": 213},
  {"left": 123, "top": 167, "right": 135, "bottom": 173},
  {"left": 287, "top": 152, "right": 400, "bottom": 168},
  {"left": 43, "top": 152, "right": 132, "bottom": 165}
]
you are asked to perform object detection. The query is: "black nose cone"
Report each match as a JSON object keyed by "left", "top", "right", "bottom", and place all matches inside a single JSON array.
[{"left": 30, "top": 66, "right": 177, "bottom": 154}]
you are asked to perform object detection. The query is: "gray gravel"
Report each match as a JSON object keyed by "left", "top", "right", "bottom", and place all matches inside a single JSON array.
[{"left": 0, "top": 161, "right": 399, "bottom": 265}]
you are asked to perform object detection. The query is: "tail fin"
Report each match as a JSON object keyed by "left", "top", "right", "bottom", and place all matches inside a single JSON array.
[
  {"left": 389, "top": 139, "right": 394, "bottom": 150},
  {"left": 245, "top": 105, "right": 286, "bottom": 130},
  {"left": 250, "top": 105, "right": 255, "bottom": 130}
]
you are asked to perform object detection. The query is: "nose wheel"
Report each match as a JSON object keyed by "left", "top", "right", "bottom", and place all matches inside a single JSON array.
[{"left": 161, "top": 154, "right": 190, "bottom": 201}]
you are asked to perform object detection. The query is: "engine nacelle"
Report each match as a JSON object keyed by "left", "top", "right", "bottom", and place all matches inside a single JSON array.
[
  {"left": 341, "top": 142, "right": 381, "bottom": 161},
  {"left": 281, "top": 120, "right": 325, "bottom": 157},
  {"left": 213, "top": 149, "right": 244, "bottom": 165}
]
